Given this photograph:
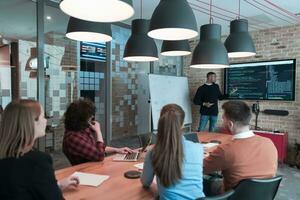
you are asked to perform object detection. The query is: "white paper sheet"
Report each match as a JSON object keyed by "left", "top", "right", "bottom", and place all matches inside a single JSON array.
[
  {"left": 72, "top": 172, "right": 109, "bottom": 187},
  {"left": 203, "top": 142, "right": 219, "bottom": 149},
  {"left": 134, "top": 163, "right": 144, "bottom": 170}
]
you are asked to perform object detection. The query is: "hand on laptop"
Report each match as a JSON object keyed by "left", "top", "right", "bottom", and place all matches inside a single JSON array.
[{"left": 115, "top": 147, "right": 135, "bottom": 154}]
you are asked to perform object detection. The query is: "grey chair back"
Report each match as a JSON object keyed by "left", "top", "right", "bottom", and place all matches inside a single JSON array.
[
  {"left": 229, "top": 176, "right": 282, "bottom": 200},
  {"left": 197, "top": 190, "right": 234, "bottom": 200}
]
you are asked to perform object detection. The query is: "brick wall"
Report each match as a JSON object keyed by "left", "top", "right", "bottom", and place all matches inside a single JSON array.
[{"left": 184, "top": 24, "right": 300, "bottom": 145}]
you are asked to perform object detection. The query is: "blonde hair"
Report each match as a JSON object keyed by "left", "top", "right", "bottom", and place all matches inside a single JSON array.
[
  {"left": 0, "top": 101, "right": 35, "bottom": 159},
  {"left": 152, "top": 104, "right": 185, "bottom": 187},
  {"left": 19, "top": 99, "right": 41, "bottom": 121}
]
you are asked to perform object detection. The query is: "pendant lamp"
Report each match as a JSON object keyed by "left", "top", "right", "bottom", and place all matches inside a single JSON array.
[
  {"left": 190, "top": 24, "right": 229, "bottom": 68},
  {"left": 161, "top": 40, "right": 191, "bottom": 56},
  {"left": 60, "top": 0, "right": 134, "bottom": 22},
  {"left": 224, "top": 0, "right": 256, "bottom": 58},
  {"left": 148, "top": 0, "right": 198, "bottom": 41},
  {"left": 123, "top": 19, "right": 158, "bottom": 62},
  {"left": 190, "top": 0, "right": 229, "bottom": 68},
  {"left": 66, "top": 17, "right": 112, "bottom": 42}
]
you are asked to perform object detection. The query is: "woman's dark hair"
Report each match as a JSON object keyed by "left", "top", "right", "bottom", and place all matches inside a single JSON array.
[
  {"left": 64, "top": 99, "right": 96, "bottom": 131},
  {"left": 206, "top": 72, "right": 216, "bottom": 78}
]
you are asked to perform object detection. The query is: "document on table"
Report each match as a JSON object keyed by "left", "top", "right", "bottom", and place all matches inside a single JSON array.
[
  {"left": 203, "top": 142, "right": 219, "bottom": 149},
  {"left": 72, "top": 172, "right": 109, "bottom": 187},
  {"left": 134, "top": 163, "right": 144, "bottom": 170}
]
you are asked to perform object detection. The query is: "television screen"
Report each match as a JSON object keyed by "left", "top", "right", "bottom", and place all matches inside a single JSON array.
[
  {"left": 80, "top": 42, "right": 106, "bottom": 62},
  {"left": 224, "top": 59, "right": 296, "bottom": 101}
]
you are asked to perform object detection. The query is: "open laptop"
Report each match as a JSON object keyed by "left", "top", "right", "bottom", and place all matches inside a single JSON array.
[
  {"left": 184, "top": 132, "right": 221, "bottom": 148},
  {"left": 113, "top": 134, "right": 152, "bottom": 162},
  {"left": 184, "top": 132, "right": 200, "bottom": 143}
]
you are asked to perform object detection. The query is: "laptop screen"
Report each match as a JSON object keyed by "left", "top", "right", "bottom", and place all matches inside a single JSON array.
[{"left": 184, "top": 133, "right": 199, "bottom": 143}]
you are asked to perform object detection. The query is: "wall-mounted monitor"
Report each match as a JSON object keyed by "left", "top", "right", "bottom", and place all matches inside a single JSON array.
[
  {"left": 224, "top": 59, "right": 296, "bottom": 101},
  {"left": 80, "top": 42, "right": 106, "bottom": 62}
]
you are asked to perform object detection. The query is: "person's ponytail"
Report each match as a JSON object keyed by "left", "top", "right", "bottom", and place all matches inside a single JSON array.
[{"left": 152, "top": 104, "right": 185, "bottom": 187}]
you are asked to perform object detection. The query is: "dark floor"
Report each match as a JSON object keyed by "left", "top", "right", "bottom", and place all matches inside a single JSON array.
[{"left": 51, "top": 136, "right": 300, "bottom": 200}]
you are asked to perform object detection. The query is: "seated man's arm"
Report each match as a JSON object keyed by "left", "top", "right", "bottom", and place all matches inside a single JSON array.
[{"left": 204, "top": 146, "right": 228, "bottom": 174}]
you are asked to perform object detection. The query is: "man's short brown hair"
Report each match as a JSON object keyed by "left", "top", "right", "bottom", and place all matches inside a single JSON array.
[{"left": 222, "top": 101, "right": 252, "bottom": 126}]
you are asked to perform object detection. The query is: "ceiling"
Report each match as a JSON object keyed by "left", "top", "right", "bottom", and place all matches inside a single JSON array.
[
  {"left": 127, "top": 0, "right": 300, "bottom": 33},
  {"left": 0, "top": 0, "right": 299, "bottom": 41}
]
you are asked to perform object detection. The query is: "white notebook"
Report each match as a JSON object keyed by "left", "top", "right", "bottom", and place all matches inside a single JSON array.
[
  {"left": 134, "top": 163, "right": 144, "bottom": 170},
  {"left": 72, "top": 172, "right": 109, "bottom": 187},
  {"left": 203, "top": 142, "right": 219, "bottom": 149}
]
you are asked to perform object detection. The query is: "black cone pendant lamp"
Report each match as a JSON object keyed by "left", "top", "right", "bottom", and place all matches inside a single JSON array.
[
  {"left": 225, "top": 0, "right": 256, "bottom": 58},
  {"left": 148, "top": 0, "right": 198, "bottom": 41},
  {"left": 161, "top": 40, "right": 191, "bottom": 56},
  {"left": 190, "top": 0, "right": 229, "bottom": 68},
  {"left": 66, "top": 17, "right": 112, "bottom": 42},
  {"left": 124, "top": 0, "right": 158, "bottom": 62},
  {"left": 60, "top": 0, "right": 134, "bottom": 22},
  {"left": 191, "top": 24, "right": 229, "bottom": 68},
  {"left": 123, "top": 19, "right": 158, "bottom": 62}
]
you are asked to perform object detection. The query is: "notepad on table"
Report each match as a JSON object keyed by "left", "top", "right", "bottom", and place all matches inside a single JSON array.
[
  {"left": 203, "top": 142, "right": 219, "bottom": 149},
  {"left": 72, "top": 172, "right": 109, "bottom": 187},
  {"left": 134, "top": 163, "right": 144, "bottom": 170}
]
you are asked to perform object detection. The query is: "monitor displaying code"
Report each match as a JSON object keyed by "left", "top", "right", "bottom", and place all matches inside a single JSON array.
[{"left": 224, "top": 59, "right": 296, "bottom": 101}]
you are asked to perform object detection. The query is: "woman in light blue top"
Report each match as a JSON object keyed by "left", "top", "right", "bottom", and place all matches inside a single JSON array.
[{"left": 141, "top": 104, "right": 205, "bottom": 200}]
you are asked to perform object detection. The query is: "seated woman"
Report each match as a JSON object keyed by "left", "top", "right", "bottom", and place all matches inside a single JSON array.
[
  {"left": 141, "top": 104, "right": 205, "bottom": 200},
  {"left": 63, "top": 99, "right": 134, "bottom": 165},
  {"left": 0, "top": 100, "right": 79, "bottom": 200}
]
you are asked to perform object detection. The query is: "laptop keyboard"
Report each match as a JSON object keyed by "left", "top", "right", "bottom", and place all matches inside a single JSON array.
[{"left": 124, "top": 152, "right": 139, "bottom": 161}]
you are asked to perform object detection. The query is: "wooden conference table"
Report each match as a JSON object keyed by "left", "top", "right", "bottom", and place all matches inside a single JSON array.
[{"left": 55, "top": 132, "right": 232, "bottom": 200}]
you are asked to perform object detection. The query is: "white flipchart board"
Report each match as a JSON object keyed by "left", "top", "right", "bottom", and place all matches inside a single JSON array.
[{"left": 149, "top": 74, "right": 192, "bottom": 130}]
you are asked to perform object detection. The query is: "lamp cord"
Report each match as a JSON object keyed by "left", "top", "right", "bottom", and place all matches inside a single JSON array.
[
  {"left": 209, "top": 0, "right": 213, "bottom": 23},
  {"left": 140, "top": 0, "right": 143, "bottom": 18},
  {"left": 238, "top": 0, "right": 241, "bottom": 19}
]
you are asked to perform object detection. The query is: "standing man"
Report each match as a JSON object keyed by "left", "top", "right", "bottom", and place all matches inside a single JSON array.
[{"left": 193, "top": 72, "right": 225, "bottom": 132}]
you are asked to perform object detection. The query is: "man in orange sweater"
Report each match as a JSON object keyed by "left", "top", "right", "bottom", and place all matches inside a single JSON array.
[{"left": 204, "top": 100, "right": 278, "bottom": 193}]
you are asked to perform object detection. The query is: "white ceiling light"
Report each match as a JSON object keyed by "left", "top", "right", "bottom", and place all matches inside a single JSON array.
[{"left": 60, "top": 0, "right": 134, "bottom": 22}]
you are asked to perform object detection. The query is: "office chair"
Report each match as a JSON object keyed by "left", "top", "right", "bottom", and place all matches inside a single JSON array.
[
  {"left": 138, "top": 132, "right": 155, "bottom": 148},
  {"left": 197, "top": 190, "right": 234, "bottom": 200},
  {"left": 229, "top": 176, "right": 282, "bottom": 200}
]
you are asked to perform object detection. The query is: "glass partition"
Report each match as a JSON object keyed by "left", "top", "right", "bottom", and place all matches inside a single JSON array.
[{"left": 0, "top": 0, "right": 37, "bottom": 106}]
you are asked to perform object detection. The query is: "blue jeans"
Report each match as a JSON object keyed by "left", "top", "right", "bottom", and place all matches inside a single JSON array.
[{"left": 198, "top": 115, "right": 218, "bottom": 132}]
